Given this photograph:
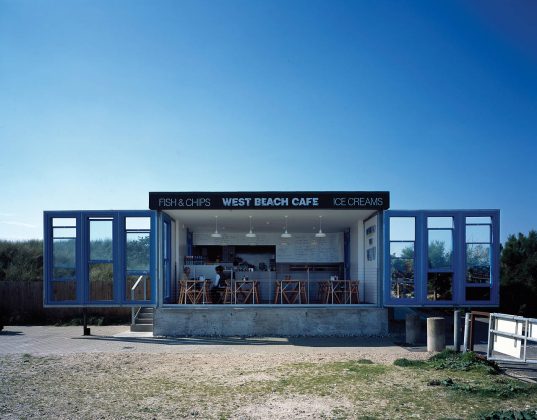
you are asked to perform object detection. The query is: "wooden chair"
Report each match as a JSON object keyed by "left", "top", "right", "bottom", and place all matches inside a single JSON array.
[
  {"left": 274, "top": 280, "right": 306, "bottom": 304},
  {"left": 235, "top": 280, "right": 260, "bottom": 304}
]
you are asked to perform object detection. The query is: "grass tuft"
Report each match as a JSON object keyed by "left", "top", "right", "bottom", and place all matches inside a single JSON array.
[
  {"left": 394, "top": 350, "right": 499, "bottom": 374},
  {"left": 475, "top": 407, "right": 537, "bottom": 419}
]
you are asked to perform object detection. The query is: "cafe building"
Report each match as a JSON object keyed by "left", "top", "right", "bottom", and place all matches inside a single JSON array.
[{"left": 43, "top": 191, "right": 500, "bottom": 336}]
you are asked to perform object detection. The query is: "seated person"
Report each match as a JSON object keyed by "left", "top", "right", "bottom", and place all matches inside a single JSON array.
[
  {"left": 182, "top": 266, "right": 191, "bottom": 281},
  {"left": 211, "top": 265, "right": 229, "bottom": 303}
]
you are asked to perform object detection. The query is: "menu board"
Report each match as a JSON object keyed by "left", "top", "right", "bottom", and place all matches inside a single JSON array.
[{"left": 276, "top": 233, "right": 343, "bottom": 263}]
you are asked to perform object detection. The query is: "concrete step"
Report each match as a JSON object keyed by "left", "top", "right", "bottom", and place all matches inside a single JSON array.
[
  {"left": 130, "top": 323, "right": 153, "bottom": 332},
  {"left": 130, "top": 307, "right": 154, "bottom": 332},
  {"left": 139, "top": 308, "right": 154, "bottom": 314}
]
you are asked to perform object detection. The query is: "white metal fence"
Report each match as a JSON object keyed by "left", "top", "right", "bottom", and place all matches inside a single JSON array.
[{"left": 487, "top": 313, "right": 537, "bottom": 364}]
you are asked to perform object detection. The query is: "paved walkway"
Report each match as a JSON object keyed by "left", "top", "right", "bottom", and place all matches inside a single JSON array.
[{"left": 0, "top": 325, "right": 410, "bottom": 356}]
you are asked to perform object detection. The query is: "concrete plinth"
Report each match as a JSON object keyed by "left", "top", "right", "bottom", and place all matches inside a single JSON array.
[
  {"left": 427, "top": 317, "right": 445, "bottom": 352},
  {"left": 405, "top": 313, "right": 421, "bottom": 345},
  {"left": 154, "top": 306, "right": 389, "bottom": 337}
]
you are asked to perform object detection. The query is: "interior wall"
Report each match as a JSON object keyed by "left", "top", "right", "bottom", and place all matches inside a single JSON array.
[
  {"left": 364, "top": 214, "right": 379, "bottom": 305},
  {"left": 193, "top": 232, "right": 344, "bottom": 263}
]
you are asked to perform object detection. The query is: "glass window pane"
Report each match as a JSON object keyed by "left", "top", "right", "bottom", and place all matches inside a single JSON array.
[
  {"left": 428, "top": 230, "right": 453, "bottom": 269},
  {"left": 427, "top": 273, "right": 453, "bottom": 301},
  {"left": 51, "top": 280, "right": 77, "bottom": 301},
  {"left": 52, "top": 218, "right": 76, "bottom": 227},
  {"left": 89, "top": 263, "right": 114, "bottom": 301},
  {"left": 126, "top": 217, "right": 151, "bottom": 230},
  {"left": 53, "top": 238, "right": 76, "bottom": 271},
  {"left": 90, "top": 219, "right": 113, "bottom": 260},
  {"left": 466, "top": 287, "right": 490, "bottom": 301},
  {"left": 126, "top": 275, "right": 151, "bottom": 301},
  {"left": 127, "top": 232, "right": 150, "bottom": 271},
  {"left": 466, "top": 244, "right": 491, "bottom": 283},
  {"left": 427, "top": 217, "right": 453, "bottom": 229},
  {"left": 53, "top": 227, "right": 76, "bottom": 238},
  {"left": 390, "top": 217, "right": 415, "bottom": 241},
  {"left": 390, "top": 242, "right": 414, "bottom": 258},
  {"left": 53, "top": 267, "right": 76, "bottom": 279},
  {"left": 390, "top": 259, "right": 414, "bottom": 299},
  {"left": 466, "top": 217, "right": 492, "bottom": 224},
  {"left": 466, "top": 225, "right": 491, "bottom": 243}
]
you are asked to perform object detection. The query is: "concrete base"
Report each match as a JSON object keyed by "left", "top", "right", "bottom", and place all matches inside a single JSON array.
[
  {"left": 154, "top": 306, "right": 388, "bottom": 337},
  {"left": 427, "top": 317, "right": 446, "bottom": 352}
]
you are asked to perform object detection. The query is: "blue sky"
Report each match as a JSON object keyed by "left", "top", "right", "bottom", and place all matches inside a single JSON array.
[{"left": 0, "top": 0, "right": 536, "bottom": 241}]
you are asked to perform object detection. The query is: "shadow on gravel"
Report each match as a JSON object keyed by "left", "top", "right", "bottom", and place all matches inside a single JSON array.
[
  {"left": 71, "top": 335, "right": 399, "bottom": 348},
  {"left": 0, "top": 330, "right": 24, "bottom": 336}
]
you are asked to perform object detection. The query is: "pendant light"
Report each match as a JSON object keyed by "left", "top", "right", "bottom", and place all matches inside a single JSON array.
[
  {"left": 315, "top": 215, "right": 326, "bottom": 238},
  {"left": 281, "top": 215, "right": 292, "bottom": 238},
  {"left": 245, "top": 215, "right": 256, "bottom": 238},
  {"left": 211, "top": 215, "right": 222, "bottom": 238}
]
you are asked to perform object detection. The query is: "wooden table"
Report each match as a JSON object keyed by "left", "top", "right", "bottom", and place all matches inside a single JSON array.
[{"left": 274, "top": 280, "right": 308, "bottom": 304}]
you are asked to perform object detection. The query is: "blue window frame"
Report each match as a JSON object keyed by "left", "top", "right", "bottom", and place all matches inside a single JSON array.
[
  {"left": 384, "top": 210, "right": 499, "bottom": 307},
  {"left": 162, "top": 213, "right": 172, "bottom": 303},
  {"left": 44, "top": 210, "right": 156, "bottom": 307}
]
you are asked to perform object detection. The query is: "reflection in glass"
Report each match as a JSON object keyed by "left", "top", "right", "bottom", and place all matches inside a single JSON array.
[
  {"left": 53, "top": 239, "right": 76, "bottom": 276},
  {"left": 428, "top": 230, "right": 452, "bottom": 269},
  {"left": 466, "top": 217, "right": 492, "bottom": 225},
  {"left": 390, "top": 242, "right": 414, "bottom": 258},
  {"left": 427, "top": 273, "right": 453, "bottom": 301},
  {"left": 53, "top": 267, "right": 76, "bottom": 278},
  {"left": 126, "top": 275, "right": 151, "bottom": 301},
  {"left": 127, "top": 232, "right": 150, "bottom": 271},
  {"left": 466, "top": 244, "right": 491, "bottom": 283},
  {"left": 390, "top": 217, "right": 415, "bottom": 241},
  {"left": 90, "top": 220, "right": 113, "bottom": 260},
  {"left": 52, "top": 218, "right": 76, "bottom": 227},
  {"left": 466, "top": 287, "right": 490, "bottom": 301},
  {"left": 51, "top": 280, "right": 77, "bottom": 301},
  {"left": 466, "top": 225, "right": 491, "bottom": 243},
  {"left": 53, "top": 227, "right": 76, "bottom": 238},
  {"left": 427, "top": 217, "right": 453, "bottom": 229},
  {"left": 89, "top": 263, "right": 114, "bottom": 301},
  {"left": 391, "top": 255, "right": 414, "bottom": 299},
  {"left": 126, "top": 217, "right": 151, "bottom": 230}
]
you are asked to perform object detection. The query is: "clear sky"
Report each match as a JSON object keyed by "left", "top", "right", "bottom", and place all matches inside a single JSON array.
[{"left": 0, "top": 0, "right": 536, "bottom": 241}]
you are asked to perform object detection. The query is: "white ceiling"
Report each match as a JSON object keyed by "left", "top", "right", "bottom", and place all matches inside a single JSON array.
[{"left": 164, "top": 209, "right": 377, "bottom": 234}]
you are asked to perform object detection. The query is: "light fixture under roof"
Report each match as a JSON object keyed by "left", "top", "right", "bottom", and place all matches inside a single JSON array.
[
  {"left": 245, "top": 215, "right": 256, "bottom": 238},
  {"left": 315, "top": 215, "right": 326, "bottom": 238},
  {"left": 281, "top": 215, "right": 292, "bottom": 238},
  {"left": 211, "top": 215, "right": 222, "bottom": 238}
]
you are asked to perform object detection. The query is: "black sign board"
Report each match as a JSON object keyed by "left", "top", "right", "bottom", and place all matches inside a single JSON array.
[{"left": 149, "top": 191, "right": 389, "bottom": 211}]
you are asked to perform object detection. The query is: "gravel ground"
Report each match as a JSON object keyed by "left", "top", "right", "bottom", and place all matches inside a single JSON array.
[{"left": 0, "top": 325, "right": 431, "bottom": 419}]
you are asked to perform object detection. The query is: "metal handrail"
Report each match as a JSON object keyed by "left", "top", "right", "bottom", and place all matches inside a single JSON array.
[{"left": 131, "top": 275, "right": 147, "bottom": 325}]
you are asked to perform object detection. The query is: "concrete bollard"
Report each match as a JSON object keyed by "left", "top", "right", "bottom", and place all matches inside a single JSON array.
[
  {"left": 427, "top": 317, "right": 445, "bottom": 352},
  {"left": 406, "top": 313, "right": 421, "bottom": 345}
]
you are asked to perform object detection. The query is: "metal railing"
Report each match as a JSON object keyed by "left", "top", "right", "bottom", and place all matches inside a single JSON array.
[{"left": 131, "top": 275, "right": 147, "bottom": 325}]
